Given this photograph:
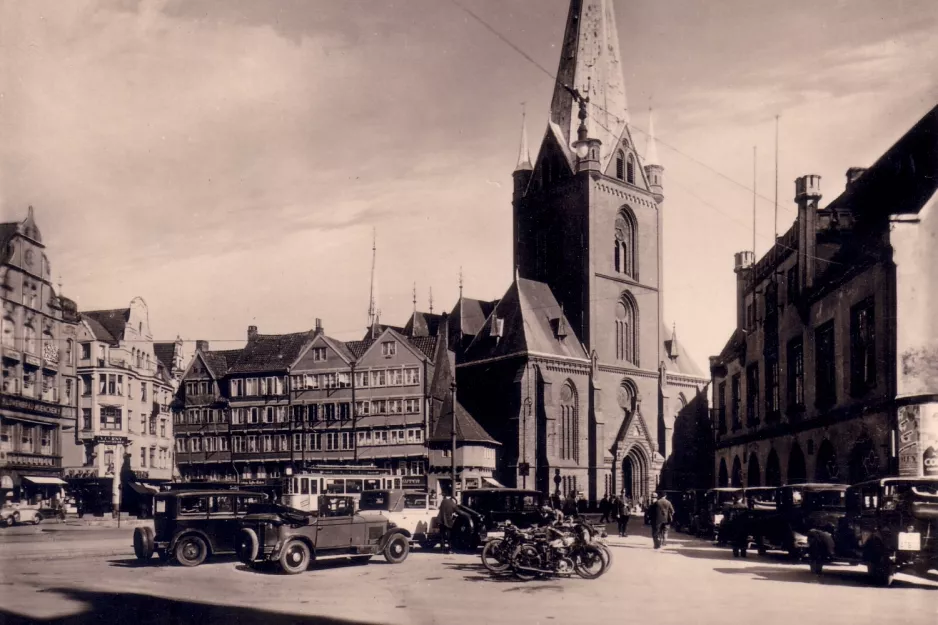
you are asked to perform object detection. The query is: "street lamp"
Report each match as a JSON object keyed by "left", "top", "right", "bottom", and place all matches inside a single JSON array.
[{"left": 450, "top": 380, "right": 457, "bottom": 498}]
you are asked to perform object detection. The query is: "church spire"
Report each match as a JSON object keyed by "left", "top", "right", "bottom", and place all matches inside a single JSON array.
[
  {"left": 514, "top": 105, "right": 533, "bottom": 172},
  {"left": 645, "top": 107, "right": 660, "bottom": 166},
  {"left": 548, "top": 0, "right": 629, "bottom": 170}
]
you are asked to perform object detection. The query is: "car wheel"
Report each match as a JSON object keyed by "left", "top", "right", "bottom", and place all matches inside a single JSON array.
[
  {"left": 383, "top": 534, "right": 410, "bottom": 564},
  {"left": 0, "top": 516, "right": 11, "bottom": 528},
  {"left": 174, "top": 535, "right": 208, "bottom": 567},
  {"left": 237, "top": 528, "right": 259, "bottom": 564},
  {"left": 32, "top": 513, "right": 42, "bottom": 525},
  {"left": 133, "top": 527, "right": 155, "bottom": 561},
  {"left": 278, "top": 540, "right": 311, "bottom": 575},
  {"left": 12, "top": 512, "right": 20, "bottom": 525}
]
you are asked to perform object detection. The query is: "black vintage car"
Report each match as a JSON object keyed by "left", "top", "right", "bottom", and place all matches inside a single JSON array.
[
  {"left": 808, "top": 477, "right": 938, "bottom": 586},
  {"left": 132, "top": 489, "right": 268, "bottom": 566},
  {"left": 751, "top": 483, "right": 847, "bottom": 560},
  {"left": 696, "top": 488, "right": 742, "bottom": 541},
  {"left": 237, "top": 494, "right": 411, "bottom": 574},
  {"left": 460, "top": 488, "right": 546, "bottom": 531}
]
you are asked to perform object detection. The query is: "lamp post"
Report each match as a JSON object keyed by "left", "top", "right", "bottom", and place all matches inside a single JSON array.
[
  {"left": 450, "top": 380, "right": 457, "bottom": 498},
  {"left": 521, "top": 397, "right": 532, "bottom": 489}
]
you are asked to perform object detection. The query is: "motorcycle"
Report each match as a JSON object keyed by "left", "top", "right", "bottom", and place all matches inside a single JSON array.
[
  {"left": 510, "top": 523, "right": 607, "bottom": 580},
  {"left": 481, "top": 523, "right": 525, "bottom": 574}
]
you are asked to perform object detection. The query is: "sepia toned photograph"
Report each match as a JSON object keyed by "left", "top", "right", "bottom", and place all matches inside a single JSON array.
[{"left": 1, "top": 0, "right": 936, "bottom": 623}]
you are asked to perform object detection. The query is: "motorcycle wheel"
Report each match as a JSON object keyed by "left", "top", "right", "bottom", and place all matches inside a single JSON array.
[
  {"left": 595, "top": 543, "right": 613, "bottom": 570},
  {"left": 481, "top": 539, "right": 511, "bottom": 574},
  {"left": 575, "top": 545, "right": 607, "bottom": 580},
  {"left": 512, "top": 544, "right": 541, "bottom": 581}
]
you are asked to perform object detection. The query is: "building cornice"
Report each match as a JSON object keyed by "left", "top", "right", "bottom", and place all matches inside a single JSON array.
[
  {"left": 597, "top": 363, "right": 658, "bottom": 379},
  {"left": 457, "top": 350, "right": 590, "bottom": 369},
  {"left": 594, "top": 272, "right": 658, "bottom": 292}
]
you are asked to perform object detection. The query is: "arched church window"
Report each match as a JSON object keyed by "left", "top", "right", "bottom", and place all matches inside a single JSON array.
[
  {"left": 615, "top": 294, "right": 638, "bottom": 365},
  {"left": 627, "top": 154, "right": 636, "bottom": 184},
  {"left": 559, "top": 381, "right": 579, "bottom": 463},
  {"left": 614, "top": 212, "right": 637, "bottom": 278},
  {"left": 616, "top": 151, "right": 624, "bottom": 180}
]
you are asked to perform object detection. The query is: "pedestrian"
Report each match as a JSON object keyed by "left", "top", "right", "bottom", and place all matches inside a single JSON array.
[
  {"left": 563, "top": 491, "right": 577, "bottom": 517},
  {"left": 576, "top": 493, "right": 588, "bottom": 514},
  {"left": 616, "top": 495, "right": 631, "bottom": 537},
  {"left": 729, "top": 495, "right": 750, "bottom": 558},
  {"left": 437, "top": 491, "right": 458, "bottom": 554},
  {"left": 648, "top": 492, "right": 675, "bottom": 549},
  {"left": 599, "top": 494, "right": 610, "bottom": 523},
  {"left": 551, "top": 492, "right": 562, "bottom": 511}
]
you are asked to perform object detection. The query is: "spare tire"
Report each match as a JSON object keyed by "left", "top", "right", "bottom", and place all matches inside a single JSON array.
[
  {"left": 133, "top": 527, "right": 154, "bottom": 561},
  {"left": 237, "top": 527, "right": 259, "bottom": 564}
]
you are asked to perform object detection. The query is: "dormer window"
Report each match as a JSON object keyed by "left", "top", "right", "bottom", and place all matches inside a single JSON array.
[
  {"left": 381, "top": 341, "right": 396, "bottom": 357},
  {"left": 490, "top": 317, "right": 504, "bottom": 338}
]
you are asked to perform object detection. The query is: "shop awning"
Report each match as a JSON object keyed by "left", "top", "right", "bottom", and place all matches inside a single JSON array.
[
  {"left": 482, "top": 477, "right": 504, "bottom": 488},
  {"left": 128, "top": 482, "right": 159, "bottom": 495},
  {"left": 23, "top": 476, "right": 66, "bottom": 486}
]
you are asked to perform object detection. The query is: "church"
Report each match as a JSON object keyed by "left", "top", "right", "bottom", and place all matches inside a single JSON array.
[{"left": 446, "top": 0, "right": 711, "bottom": 505}]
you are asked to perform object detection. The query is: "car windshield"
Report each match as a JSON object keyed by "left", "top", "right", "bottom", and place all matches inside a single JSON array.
[
  {"left": 359, "top": 492, "right": 391, "bottom": 511},
  {"left": 404, "top": 494, "right": 427, "bottom": 509},
  {"left": 805, "top": 490, "right": 846, "bottom": 509},
  {"left": 178, "top": 497, "right": 207, "bottom": 515}
]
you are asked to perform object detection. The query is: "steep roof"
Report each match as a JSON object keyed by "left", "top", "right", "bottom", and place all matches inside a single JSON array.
[
  {"left": 82, "top": 309, "right": 130, "bottom": 344},
  {"left": 153, "top": 343, "right": 176, "bottom": 371},
  {"left": 462, "top": 278, "right": 588, "bottom": 363},
  {"left": 318, "top": 334, "right": 355, "bottom": 363},
  {"left": 448, "top": 297, "right": 497, "bottom": 340},
  {"left": 661, "top": 323, "right": 706, "bottom": 378},
  {"left": 407, "top": 336, "right": 439, "bottom": 361},
  {"left": 227, "top": 331, "right": 314, "bottom": 374},
  {"left": 361, "top": 323, "right": 405, "bottom": 341},
  {"left": 344, "top": 338, "right": 374, "bottom": 360},
  {"left": 429, "top": 394, "right": 499, "bottom": 445},
  {"left": 201, "top": 349, "right": 243, "bottom": 378},
  {"left": 0, "top": 223, "right": 18, "bottom": 254},
  {"left": 402, "top": 311, "right": 444, "bottom": 338}
]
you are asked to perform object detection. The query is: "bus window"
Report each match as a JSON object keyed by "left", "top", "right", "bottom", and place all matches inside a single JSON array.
[
  {"left": 325, "top": 479, "right": 345, "bottom": 494},
  {"left": 346, "top": 479, "right": 363, "bottom": 494},
  {"left": 310, "top": 479, "right": 318, "bottom": 494},
  {"left": 404, "top": 493, "right": 427, "bottom": 509},
  {"left": 394, "top": 478, "right": 401, "bottom": 490},
  {"left": 286, "top": 479, "right": 295, "bottom": 495},
  {"left": 300, "top": 478, "right": 310, "bottom": 495},
  {"left": 364, "top": 479, "right": 382, "bottom": 491}
]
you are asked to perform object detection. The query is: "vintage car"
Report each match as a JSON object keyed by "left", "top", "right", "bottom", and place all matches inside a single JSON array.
[
  {"left": 696, "top": 487, "right": 741, "bottom": 541},
  {"left": 358, "top": 490, "right": 437, "bottom": 545},
  {"left": 132, "top": 489, "right": 268, "bottom": 566},
  {"left": 460, "top": 488, "right": 545, "bottom": 531},
  {"left": 751, "top": 483, "right": 847, "bottom": 560},
  {"left": 0, "top": 501, "right": 44, "bottom": 526},
  {"left": 236, "top": 494, "right": 411, "bottom": 574},
  {"left": 808, "top": 477, "right": 938, "bottom": 586},
  {"left": 678, "top": 489, "right": 708, "bottom": 534}
]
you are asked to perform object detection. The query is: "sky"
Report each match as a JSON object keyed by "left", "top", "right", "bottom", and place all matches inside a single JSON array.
[{"left": 1, "top": 0, "right": 937, "bottom": 369}]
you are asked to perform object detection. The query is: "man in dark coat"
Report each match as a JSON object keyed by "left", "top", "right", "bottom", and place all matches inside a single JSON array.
[
  {"left": 616, "top": 496, "right": 631, "bottom": 537},
  {"left": 648, "top": 492, "right": 675, "bottom": 549},
  {"left": 599, "top": 494, "right": 610, "bottom": 523},
  {"left": 437, "top": 493, "right": 458, "bottom": 554}
]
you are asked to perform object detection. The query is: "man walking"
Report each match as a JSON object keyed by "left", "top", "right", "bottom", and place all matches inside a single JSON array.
[
  {"left": 648, "top": 492, "right": 675, "bottom": 549},
  {"left": 437, "top": 491, "right": 458, "bottom": 554},
  {"left": 616, "top": 495, "right": 631, "bottom": 537},
  {"left": 599, "top": 494, "right": 610, "bottom": 523}
]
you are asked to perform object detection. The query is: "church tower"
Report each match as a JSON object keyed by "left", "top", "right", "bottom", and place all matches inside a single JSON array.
[{"left": 511, "top": 0, "right": 667, "bottom": 501}]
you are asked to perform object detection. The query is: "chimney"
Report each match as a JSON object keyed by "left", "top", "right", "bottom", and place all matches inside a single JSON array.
[
  {"left": 795, "top": 175, "right": 822, "bottom": 292},
  {"left": 734, "top": 251, "right": 755, "bottom": 330},
  {"left": 247, "top": 325, "right": 258, "bottom": 341},
  {"left": 195, "top": 340, "right": 209, "bottom": 352},
  {"left": 846, "top": 167, "right": 867, "bottom": 188},
  {"left": 314, "top": 318, "right": 323, "bottom": 334}
]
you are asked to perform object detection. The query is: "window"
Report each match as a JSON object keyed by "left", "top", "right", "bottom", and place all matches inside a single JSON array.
[
  {"left": 731, "top": 374, "right": 741, "bottom": 430},
  {"left": 339, "top": 403, "right": 351, "bottom": 421},
  {"left": 382, "top": 341, "right": 397, "bottom": 357},
  {"left": 293, "top": 433, "right": 303, "bottom": 451},
  {"left": 787, "top": 267, "right": 799, "bottom": 304},
  {"left": 278, "top": 434, "right": 287, "bottom": 451},
  {"left": 322, "top": 373, "right": 337, "bottom": 389},
  {"left": 355, "top": 371, "right": 369, "bottom": 388},
  {"left": 787, "top": 337, "right": 804, "bottom": 408},
  {"left": 404, "top": 368, "right": 420, "bottom": 385},
  {"left": 371, "top": 370, "right": 386, "bottom": 387},
  {"left": 371, "top": 399, "right": 386, "bottom": 415},
  {"left": 323, "top": 404, "right": 336, "bottom": 421},
  {"left": 245, "top": 378, "right": 258, "bottom": 396},
  {"left": 65, "top": 339, "right": 74, "bottom": 365},
  {"left": 626, "top": 154, "right": 635, "bottom": 184},
  {"left": 140, "top": 410, "right": 146, "bottom": 432},
  {"left": 615, "top": 295, "right": 637, "bottom": 364},
  {"left": 230, "top": 379, "right": 243, "bottom": 397},
  {"left": 850, "top": 298, "right": 876, "bottom": 395},
  {"left": 262, "top": 435, "right": 272, "bottom": 452},
  {"left": 746, "top": 363, "right": 760, "bottom": 427},
  {"left": 233, "top": 436, "right": 245, "bottom": 453},
  {"left": 615, "top": 151, "right": 624, "bottom": 180},
  {"left": 338, "top": 372, "right": 351, "bottom": 388},
  {"left": 141, "top": 383, "right": 147, "bottom": 402},
  {"left": 190, "top": 437, "right": 201, "bottom": 452},
  {"left": 815, "top": 321, "right": 836, "bottom": 408},
  {"left": 388, "top": 369, "right": 403, "bottom": 386},
  {"left": 23, "top": 325, "right": 37, "bottom": 354},
  {"left": 559, "top": 382, "right": 579, "bottom": 462},
  {"left": 40, "top": 428, "right": 51, "bottom": 454},
  {"left": 116, "top": 375, "right": 123, "bottom": 396},
  {"left": 308, "top": 404, "right": 319, "bottom": 422},
  {"left": 765, "top": 358, "right": 780, "bottom": 420},
  {"left": 404, "top": 398, "right": 420, "bottom": 414},
  {"left": 0, "top": 423, "right": 10, "bottom": 451},
  {"left": 250, "top": 407, "right": 259, "bottom": 424},
  {"left": 79, "top": 342, "right": 90, "bottom": 360},
  {"left": 160, "top": 420, "right": 166, "bottom": 437},
  {"left": 140, "top": 447, "right": 148, "bottom": 467},
  {"left": 614, "top": 213, "right": 636, "bottom": 277},
  {"left": 306, "top": 433, "right": 321, "bottom": 451},
  {"left": 82, "top": 408, "right": 92, "bottom": 430},
  {"left": 388, "top": 399, "right": 402, "bottom": 414},
  {"left": 101, "top": 407, "right": 122, "bottom": 430},
  {"left": 717, "top": 382, "right": 727, "bottom": 434},
  {"left": 204, "top": 437, "right": 216, "bottom": 453},
  {"left": 341, "top": 431, "right": 353, "bottom": 450},
  {"left": 218, "top": 437, "right": 228, "bottom": 452},
  {"left": 312, "top": 347, "right": 327, "bottom": 362},
  {"left": 356, "top": 401, "right": 371, "bottom": 416},
  {"left": 247, "top": 436, "right": 258, "bottom": 452}
]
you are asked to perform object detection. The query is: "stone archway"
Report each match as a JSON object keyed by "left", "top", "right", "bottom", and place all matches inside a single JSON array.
[
  {"left": 815, "top": 440, "right": 840, "bottom": 483},
  {"left": 731, "top": 456, "right": 743, "bottom": 487},
  {"left": 622, "top": 444, "right": 650, "bottom": 503},
  {"left": 718, "top": 458, "right": 729, "bottom": 487},
  {"left": 848, "top": 437, "right": 880, "bottom": 483},
  {"left": 747, "top": 453, "right": 761, "bottom": 487},
  {"left": 788, "top": 443, "right": 807, "bottom": 484}
]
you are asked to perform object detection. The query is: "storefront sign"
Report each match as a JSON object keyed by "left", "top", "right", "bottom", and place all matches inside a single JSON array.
[
  {"left": 401, "top": 475, "right": 427, "bottom": 490},
  {"left": 0, "top": 394, "right": 62, "bottom": 418},
  {"left": 898, "top": 405, "right": 921, "bottom": 477},
  {"left": 94, "top": 436, "right": 128, "bottom": 445},
  {"left": 923, "top": 404, "right": 938, "bottom": 476}
]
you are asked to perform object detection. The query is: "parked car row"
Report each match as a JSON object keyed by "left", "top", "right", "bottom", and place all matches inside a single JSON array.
[
  {"left": 671, "top": 477, "right": 938, "bottom": 587},
  {"left": 0, "top": 501, "right": 66, "bottom": 527}
]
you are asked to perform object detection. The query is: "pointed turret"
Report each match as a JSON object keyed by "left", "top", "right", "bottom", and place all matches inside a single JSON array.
[
  {"left": 512, "top": 109, "right": 534, "bottom": 201},
  {"left": 644, "top": 108, "right": 664, "bottom": 204},
  {"left": 547, "top": 0, "right": 629, "bottom": 170}
]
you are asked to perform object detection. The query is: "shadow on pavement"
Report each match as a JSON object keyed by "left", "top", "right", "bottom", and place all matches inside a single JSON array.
[
  {"left": 0, "top": 587, "right": 380, "bottom": 625},
  {"left": 711, "top": 565, "right": 938, "bottom": 589}
]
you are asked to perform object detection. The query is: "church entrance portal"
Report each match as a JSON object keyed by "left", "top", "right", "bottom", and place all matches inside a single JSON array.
[{"left": 621, "top": 446, "right": 649, "bottom": 504}]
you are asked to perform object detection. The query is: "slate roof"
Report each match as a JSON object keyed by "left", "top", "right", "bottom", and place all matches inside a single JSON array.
[
  {"left": 153, "top": 343, "right": 176, "bottom": 371},
  {"left": 402, "top": 311, "right": 445, "bottom": 338},
  {"left": 462, "top": 278, "right": 589, "bottom": 364},
  {"left": 447, "top": 297, "right": 497, "bottom": 340},
  {"left": 201, "top": 349, "right": 243, "bottom": 378},
  {"left": 227, "top": 331, "right": 314, "bottom": 374},
  {"left": 82, "top": 309, "right": 130, "bottom": 344},
  {"left": 429, "top": 394, "right": 499, "bottom": 445}
]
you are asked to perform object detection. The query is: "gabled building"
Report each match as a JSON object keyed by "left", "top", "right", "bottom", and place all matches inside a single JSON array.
[
  {"left": 153, "top": 336, "right": 187, "bottom": 386},
  {"left": 62, "top": 297, "right": 175, "bottom": 514},
  {"left": 0, "top": 206, "right": 79, "bottom": 505},
  {"left": 710, "top": 104, "right": 938, "bottom": 487}
]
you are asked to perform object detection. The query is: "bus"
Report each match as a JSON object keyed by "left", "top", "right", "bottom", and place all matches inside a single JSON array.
[{"left": 282, "top": 466, "right": 409, "bottom": 513}]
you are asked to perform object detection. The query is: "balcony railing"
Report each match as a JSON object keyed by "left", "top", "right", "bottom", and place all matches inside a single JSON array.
[{"left": 0, "top": 451, "right": 62, "bottom": 468}]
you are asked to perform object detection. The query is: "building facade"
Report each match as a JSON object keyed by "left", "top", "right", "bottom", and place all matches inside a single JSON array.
[
  {"left": 710, "top": 105, "right": 938, "bottom": 487},
  {"left": 61, "top": 298, "right": 175, "bottom": 513},
  {"left": 0, "top": 207, "right": 79, "bottom": 504},
  {"left": 455, "top": 0, "right": 709, "bottom": 504}
]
